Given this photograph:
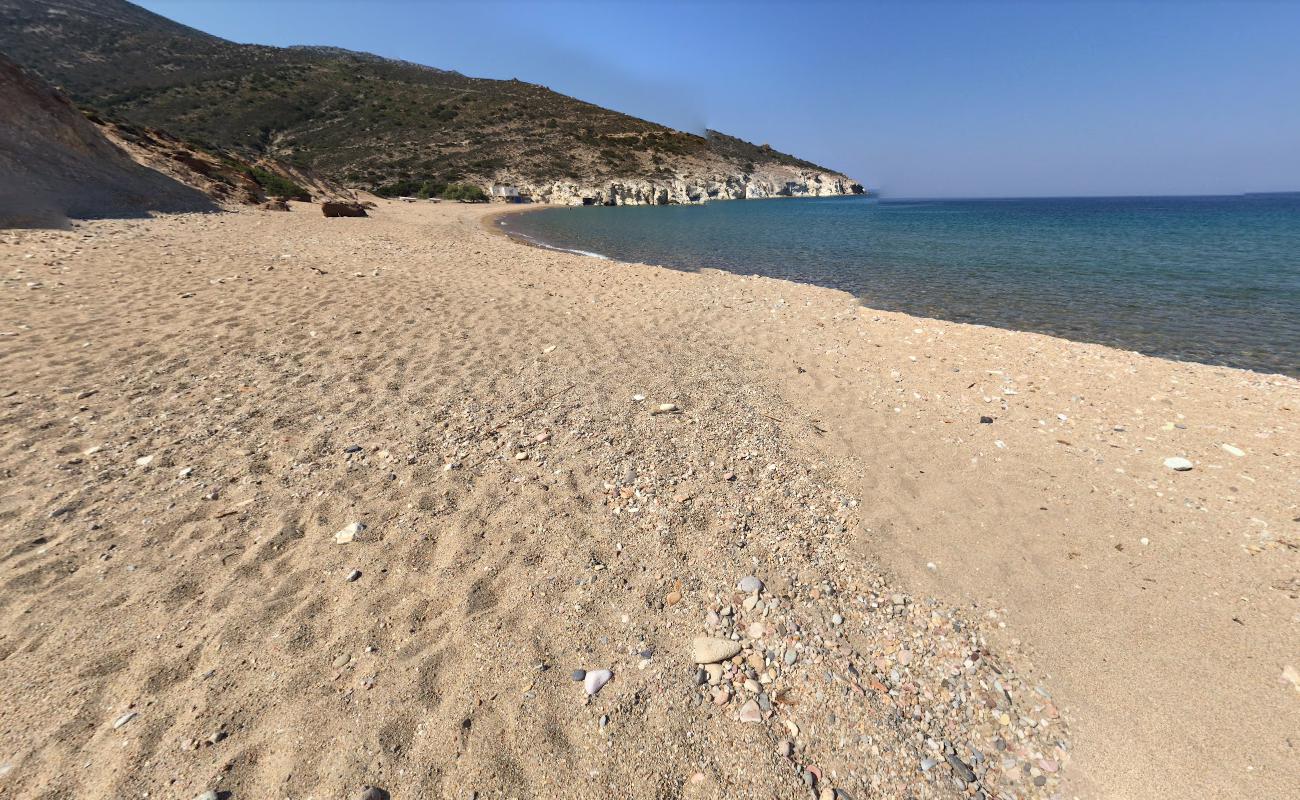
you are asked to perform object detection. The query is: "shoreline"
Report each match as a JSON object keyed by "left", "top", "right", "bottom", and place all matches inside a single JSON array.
[
  {"left": 485, "top": 200, "right": 1299, "bottom": 385},
  {"left": 2, "top": 200, "right": 1296, "bottom": 799}
]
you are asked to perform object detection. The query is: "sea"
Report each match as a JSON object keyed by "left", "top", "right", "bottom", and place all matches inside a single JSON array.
[{"left": 500, "top": 194, "right": 1300, "bottom": 377}]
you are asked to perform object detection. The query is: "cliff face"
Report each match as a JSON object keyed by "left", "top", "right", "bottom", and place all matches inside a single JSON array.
[
  {"left": 0, "top": 53, "right": 214, "bottom": 227},
  {"left": 0, "top": 0, "right": 865, "bottom": 204},
  {"left": 518, "top": 167, "right": 863, "bottom": 206}
]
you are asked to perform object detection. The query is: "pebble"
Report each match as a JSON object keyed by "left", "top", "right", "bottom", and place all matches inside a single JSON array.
[
  {"left": 738, "top": 575, "right": 763, "bottom": 593},
  {"left": 665, "top": 590, "right": 682, "bottom": 606},
  {"left": 691, "top": 637, "right": 742, "bottom": 664},
  {"left": 1221, "top": 443, "right": 1245, "bottom": 457},
  {"left": 737, "top": 699, "right": 763, "bottom": 722},
  {"left": 783, "top": 649, "right": 797, "bottom": 666},
  {"left": 979, "top": 416, "right": 994, "bottom": 424},
  {"left": 358, "top": 787, "right": 389, "bottom": 800},
  {"left": 1163, "top": 456, "right": 1194, "bottom": 471},
  {"left": 343, "top": 445, "right": 362, "bottom": 453},
  {"left": 112, "top": 711, "right": 137, "bottom": 729},
  {"left": 135, "top": 454, "right": 154, "bottom": 467},
  {"left": 946, "top": 753, "right": 976, "bottom": 783},
  {"left": 334, "top": 521, "right": 365, "bottom": 544},
  {"left": 584, "top": 669, "right": 612, "bottom": 696},
  {"left": 193, "top": 792, "right": 218, "bottom": 800},
  {"left": 1281, "top": 665, "right": 1300, "bottom": 692},
  {"left": 346, "top": 569, "right": 362, "bottom": 582},
  {"left": 778, "top": 739, "right": 794, "bottom": 758},
  {"left": 571, "top": 669, "right": 587, "bottom": 682},
  {"left": 333, "top": 653, "right": 350, "bottom": 668},
  {"left": 831, "top": 613, "right": 844, "bottom": 626},
  {"left": 746, "top": 622, "right": 765, "bottom": 639}
]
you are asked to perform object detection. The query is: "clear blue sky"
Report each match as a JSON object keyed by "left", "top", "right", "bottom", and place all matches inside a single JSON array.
[{"left": 137, "top": 0, "right": 1300, "bottom": 198}]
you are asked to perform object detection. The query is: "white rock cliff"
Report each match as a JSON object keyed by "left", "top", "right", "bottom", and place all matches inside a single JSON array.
[{"left": 501, "top": 166, "right": 864, "bottom": 206}]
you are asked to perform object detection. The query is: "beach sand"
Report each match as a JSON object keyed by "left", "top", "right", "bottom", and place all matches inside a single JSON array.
[{"left": 1, "top": 200, "right": 1296, "bottom": 799}]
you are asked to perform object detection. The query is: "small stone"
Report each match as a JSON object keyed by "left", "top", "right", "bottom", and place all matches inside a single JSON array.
[
  {"left": 1163, "top": 456, "right": 1193, "bottom": 471},
  {"left": 746, "top": 622, "right": 765, "bottom": 639},
  {"left": 343, "top": 445, "right": 363, "bottom": 453},
  {"left": 178, "top": 467, "right": 194, "bottom": 478},
  {"left": 979, "top": 416, "right": 994, "bottom": 424},
  {"left": 571, "top": 669, "right": 587, "bottom": 682},
  {"left": 584, "top": 669, "right": 612, "bottom": 695},
  {"left": 1033, "top": 775, "right": 1047, "bottom": 787},
  {"left": 542, "top": 345, "right": 557, "bottom": 354},
  {"left": 737, "top": 699, "right": 763, "bottom": 722},
  {"left": 632, "top": 394, "right": 646, "bottom": 402},
  {"left": 919, "top": 757, "right": 938, "bottom": 772},
  {"left": 112, "top": 711, "right": 137, "bottom": 729},
  {"left": 334, "top": 521, "right": 365, "bottom": 544},
  {"left": 514, "top": 451, "right": 529, "bottom": 461},
  {"left": 135, "top": 454, "right": 154, "bottom": 467},
  {"left": 705, "top": 664, "right": 724, "bottom": 685},
  {"left": 193, "top": 792, "right": 218, "bottom": 800},
  {"left": 946, "top": 753, "right": 976, "bottom": 783},
  {"left": 783, "top": 649, "right": 797, "bottom": 666},
  {"left": 1281, "top": 665, "right": 1300, "bottom": 693},
  {"left": 665, "top": 590, "right": 681, "bottom": 606},
  {"left": 333, "top": 653, "right": 350, "bottom": 668},
  {"left": 831, "top": 613, "right": 844, "bottom": 626},
  {"left": 801, "top": 770, "right": 816, "bottom": 787},
  {"left": 738, "top": 575, "right": 763, "bottom": 593},
  {"left": 346, "top": 569, "right": 362, "bottom": 582},
  {"left": 691, "top": 637, "right": 742, "bottom": 664},
  {"left": 694, "top": 668, "right": 708, "bottom": 686},
  {"left": 711, "top": 686, "right": 731, "bottom": 705},
  {"left": 778, "top": 739, "right": 794, "bottom": 758},
  {"left": 1221, "top": 443, "right": 1245, "bottom": 457},
  {"left": 358, "top": 787, "right": 389, "bottom": 800}
]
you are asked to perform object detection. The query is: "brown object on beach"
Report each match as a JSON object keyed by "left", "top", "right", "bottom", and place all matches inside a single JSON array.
[{"left": 321, "top": 200, "right": 367, "bottom": 217}]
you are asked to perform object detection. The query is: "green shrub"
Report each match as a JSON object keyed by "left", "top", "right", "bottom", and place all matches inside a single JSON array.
[
  {"left": 440, "top": 183, "right": 487, "bottom": 202},
  {"left": 248, "top": 166, "right": 310, "bottom": 200}
]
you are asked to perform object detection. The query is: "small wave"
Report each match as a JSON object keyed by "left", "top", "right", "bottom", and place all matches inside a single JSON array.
[{"left": 507, "top": 229, "right": 609, "bottom": 259}]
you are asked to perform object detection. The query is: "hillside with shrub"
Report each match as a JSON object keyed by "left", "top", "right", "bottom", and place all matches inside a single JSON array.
[{"left": 0, "top": 0, "right": 862, "bottom": 203}]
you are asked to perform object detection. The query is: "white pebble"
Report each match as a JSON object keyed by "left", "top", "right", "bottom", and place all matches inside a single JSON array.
[{"left": 584, "top": 669, "right": 612, "bottom": 696}]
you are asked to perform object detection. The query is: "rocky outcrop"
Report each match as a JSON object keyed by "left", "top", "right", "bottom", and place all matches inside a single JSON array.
[
  {"left": 507, "top": 166, "right": 864, "bottom": 207},
  {"left": 0, "top": 53, "right": 215, "bottom": 227},
  {"left": 321, "top": 200, "right": 367, "bottom": 217}
]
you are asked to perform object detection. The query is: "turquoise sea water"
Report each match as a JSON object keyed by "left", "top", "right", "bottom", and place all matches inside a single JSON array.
[{"left": 501, "top": 195, "right": 1300, "bottom": 376}]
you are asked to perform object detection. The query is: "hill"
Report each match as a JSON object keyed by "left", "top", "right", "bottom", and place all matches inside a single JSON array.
[{"left": 0, "top": 0, "right": 865, "bottom": 204}]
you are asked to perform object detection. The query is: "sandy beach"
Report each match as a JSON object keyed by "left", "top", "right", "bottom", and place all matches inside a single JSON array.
[{"left": 1, "top": 199, "right": 1296, "bottom": 799}]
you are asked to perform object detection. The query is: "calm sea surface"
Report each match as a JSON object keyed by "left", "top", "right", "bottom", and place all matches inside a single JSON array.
[{"left": 501, "top": 195, "right": 1300, "bottom": 376}]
